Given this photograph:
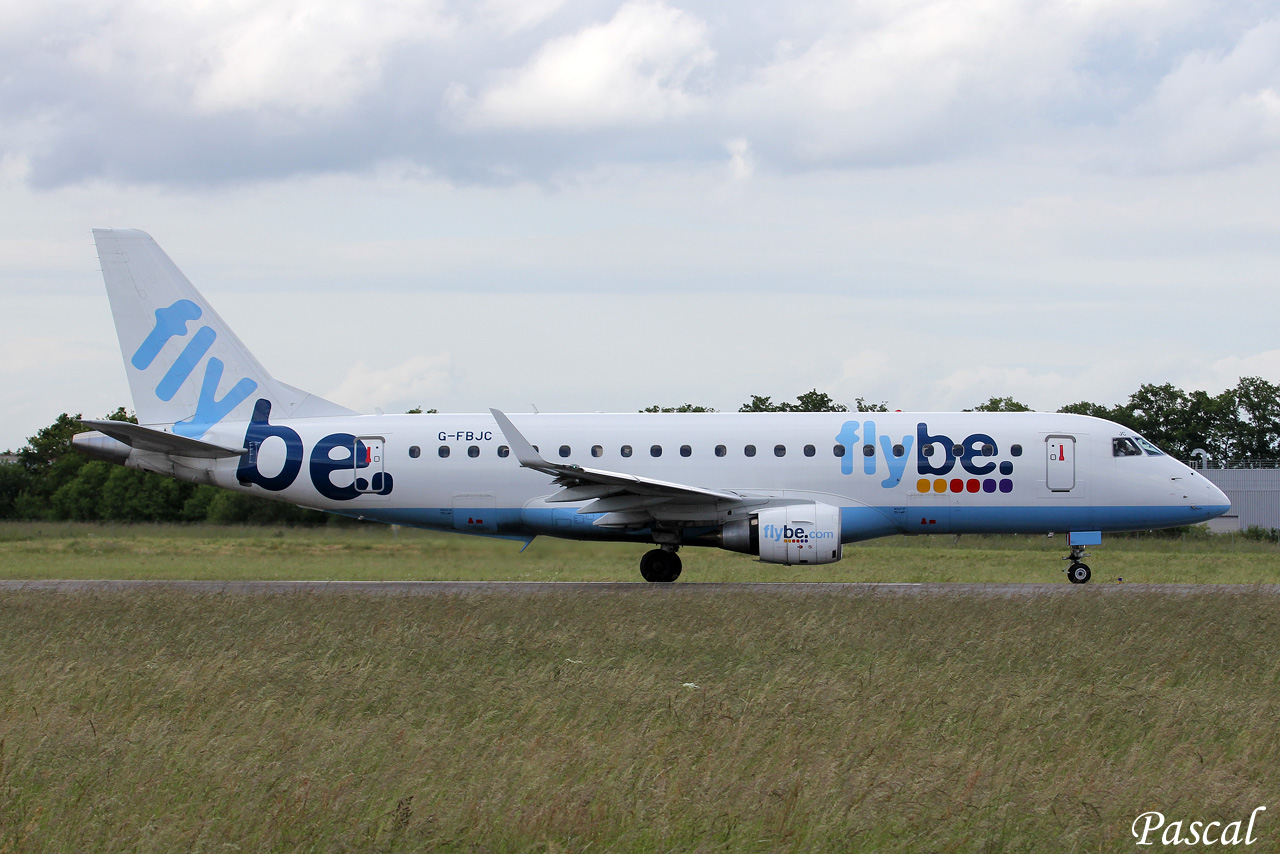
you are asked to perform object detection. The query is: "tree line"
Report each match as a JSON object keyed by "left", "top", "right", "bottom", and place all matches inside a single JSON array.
[{"left": 3, "top": 377, "right": 1278, "bottom": 524}]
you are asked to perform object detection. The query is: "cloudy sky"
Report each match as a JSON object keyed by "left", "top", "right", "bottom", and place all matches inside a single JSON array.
[{"left": 3, "top": 0, "right": 1280, "bottom": 449}]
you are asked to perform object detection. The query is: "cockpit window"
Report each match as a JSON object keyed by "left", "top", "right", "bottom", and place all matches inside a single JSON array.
[
  {"left": 1133, "top": 435, "right": 1165, "bottom": 456},
  {"left": 1113, "top": 438, "right": 1142, "bottom": 457}
]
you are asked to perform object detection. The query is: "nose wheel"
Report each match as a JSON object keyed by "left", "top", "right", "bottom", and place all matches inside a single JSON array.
[
  {"left": 640, "top": 547, "right": 682, "bottom": 583},
  {"left": 1066, "top": 562, "right": 1091, "bottom": 584},
  {"left": 1063, "top": 543, "right": 1091, "bottom": 584}
]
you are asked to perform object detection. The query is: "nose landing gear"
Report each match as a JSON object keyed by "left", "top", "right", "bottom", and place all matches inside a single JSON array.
[
  {"left": 1064, "top": 543, "right": 1091, "bottom": 584},
  {"left": 640, "top": 546, "right": 682, "bottom": 583}
]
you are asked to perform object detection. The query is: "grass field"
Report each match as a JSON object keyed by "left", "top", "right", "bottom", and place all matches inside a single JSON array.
[
  {"left": 3, "top": 521, "right": 1280, "bottom": 583},
  {"left": 2, "top": 587, "right": 1278, "bottom": 852},
  {"left": 2, "top": 523, "right": 1278, "bottom": 852}
]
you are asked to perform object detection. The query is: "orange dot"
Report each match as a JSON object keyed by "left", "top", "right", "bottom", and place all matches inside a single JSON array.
[
  {"left": 917, "top": 479, "right": 931, "bottom": 493},
  {"left": 933, "top": 479, "right": 947, "bottom": 494}
]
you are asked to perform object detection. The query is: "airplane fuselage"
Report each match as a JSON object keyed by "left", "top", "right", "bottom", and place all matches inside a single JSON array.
[{"left": 97, "top": 409, "right": 1226, "bottom": 544}]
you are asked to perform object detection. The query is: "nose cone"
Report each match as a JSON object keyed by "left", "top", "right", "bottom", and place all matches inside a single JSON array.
[{"left": 1202, "top": 478, "right": 1231, "bottom": 516}]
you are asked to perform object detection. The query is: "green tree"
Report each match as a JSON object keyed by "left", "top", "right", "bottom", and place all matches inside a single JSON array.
[
  {"left": 793, "top": 390, "right": 849, "bottom": 412},
  {"left": 640, "top": 404, "right": 716, "bottom": 413},
  {"left": 739, "top": 395, "right": 781, "bottom": 412},
  {"left": 0, "top": 460, "right": 29, "bottom": 519},
  {"left": 968, "top": 396, "right": 1033, "bottom": 412},
  {"left": 13, "top": 413, "right": 88, "bottom": 519},
  {"left": 1057, "top": 400, "right": 1126, "bottom": 421},
  {"left": 739, "top": 390, "right": 857, "bottom": 412},
  {"left": 1219, "top": 376, "right": 1280, "bottom": 460}
]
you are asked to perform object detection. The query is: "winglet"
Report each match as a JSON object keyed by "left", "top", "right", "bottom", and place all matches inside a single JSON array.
[{"left": 490, "top": 408, "right": 555, "bottom": 472}]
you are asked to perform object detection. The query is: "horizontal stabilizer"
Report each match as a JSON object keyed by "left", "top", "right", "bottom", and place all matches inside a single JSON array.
[{"left": 79, "top": 420, "right": 246, "bottom": 459}]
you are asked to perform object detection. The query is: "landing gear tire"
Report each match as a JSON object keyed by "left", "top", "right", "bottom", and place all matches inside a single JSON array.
[
  {"left": 1067, "top": 562, "right": 1092, "bottom": 584},
  {"left": 640, "top": 549, "right": 682, "bottom": 583}
]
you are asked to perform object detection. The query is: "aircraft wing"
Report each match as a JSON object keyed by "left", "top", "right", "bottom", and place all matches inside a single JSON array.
[{"left": 490, "top": 409, "right": 745, "bottom": 527}]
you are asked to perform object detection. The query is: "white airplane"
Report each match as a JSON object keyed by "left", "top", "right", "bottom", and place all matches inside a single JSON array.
[{"left": 74, "top": 229, "right": 1231, "bottom": 583}]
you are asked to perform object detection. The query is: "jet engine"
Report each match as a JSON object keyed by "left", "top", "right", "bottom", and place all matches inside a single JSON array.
[{"left": 720, "top": 503, "right": 844, "bottom": 565}]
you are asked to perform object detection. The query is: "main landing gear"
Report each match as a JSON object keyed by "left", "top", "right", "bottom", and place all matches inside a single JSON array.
[
  {"left": 640, "top": 547, "right": 682, "bottom": 583},
  {"left": 1064, "top": 543, "right": 1091, "bottom": 584}
]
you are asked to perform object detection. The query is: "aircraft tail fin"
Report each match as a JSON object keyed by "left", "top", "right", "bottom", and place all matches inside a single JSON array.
[{"left": 93, "top": 228, "right": 355, "bottom": 439}]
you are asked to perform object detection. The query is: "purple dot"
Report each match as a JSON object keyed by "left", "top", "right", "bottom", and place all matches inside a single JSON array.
[
  {"left": 999, "top": 479, "right": 1013, "bottom": 493},
  {"left": 983, "top": 479, "right": 997, "bottom": 493}
]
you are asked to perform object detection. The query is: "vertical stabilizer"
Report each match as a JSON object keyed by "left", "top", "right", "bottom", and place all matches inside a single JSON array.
[{"left": 93, "top": 228, "right": 354, "bottom": 438}]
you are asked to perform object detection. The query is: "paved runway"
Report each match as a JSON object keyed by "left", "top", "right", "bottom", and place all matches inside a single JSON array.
[{"left": 2, "top": 580, "right": 1278, "bottom": 596}]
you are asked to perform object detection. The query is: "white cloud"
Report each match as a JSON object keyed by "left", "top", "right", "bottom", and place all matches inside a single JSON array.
[
  {"left": 326, "top": 354, "right": 453, "bottom": 412},
  {"left": 478, "top": 0, "right": 567, "bottom": 35},
  {"left": 725, "top": 138, "right": 753, "bottom": 183},
  {"left": 1118, "top": 16, "right": 1280, "bottom": 170},
  {"left": 452, "top": 0, "right": 713, "bottom": 129},
  {"left": 58, "top": 0, "right": 452, "bottom": 115}
]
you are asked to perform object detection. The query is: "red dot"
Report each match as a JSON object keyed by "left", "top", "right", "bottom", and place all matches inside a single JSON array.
[
  {"left": 949, "top": 478, "right": 964, "bottom": 493},
  {"left": 967, "top": 479, "right": 980, "bottom": 493}
]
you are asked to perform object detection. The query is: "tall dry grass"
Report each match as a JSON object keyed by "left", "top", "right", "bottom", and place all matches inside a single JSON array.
[{"left": 2, "top": 588, "right": 1277, "bottom": 852}]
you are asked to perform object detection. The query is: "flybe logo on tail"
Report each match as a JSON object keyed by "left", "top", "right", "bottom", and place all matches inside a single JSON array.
[
  {"left": 836, "top": 420, "right": 1017, "bottom": 493},
  {"left": 132, "top": 299, "right": 257, "bottom": 439}
]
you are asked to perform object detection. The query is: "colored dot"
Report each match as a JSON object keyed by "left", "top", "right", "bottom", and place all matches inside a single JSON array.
[
  {"left": 983, "top": 479, "right": 997, "bottom": 493},
  {"left": 1000, "top": 461, "right": 1014, "bottom": 475},
  {"left": 999, "top": 479, "right": 1014, "bottom": 493},
  {"left": 917, "top": 479, "right": 931, "bottom": 493},
  {"left": 950, "top": 478, "right": 964, "bottom": 493},
  {"left": 966, "top": 479, "right": 980, "bottom": 493},
  {"left": 934, "top": 479, "right": 947, "bottom": 494}
]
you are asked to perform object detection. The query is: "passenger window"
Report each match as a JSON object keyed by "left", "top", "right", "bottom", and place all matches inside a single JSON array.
[
  {"left": 1114, "top": 438, "right": 1143, "bottom": 457},
  {"left": 680, "top": 445, "right": 692, "bottom": 457},
  {"left": 1011, "top": 444, "right": 1023, "bottom": 457},
  {"left": 559, "top": 445, "right": 571, "bottom": 458},
  {"left": 981, "top": 444, "right": 995, "bottom": 456},
  {"left": 923, "top": 444, "right": 935, "bottom": 457},
  {"left": 497, "top": 445, "right": 510, "bottom": 458},
  {"left": 621, "top": 445, "right": 633, "bottom": 458},
  {"left": 715, "top": 445, "right": 727, "bottom": 457},
  {"left": 438, "top": 445, "right": 450, "bottom": 458},
  {"left": 833, "top": 444, "right": 845, "bottom": 457},
  {"left": 744, "top": 445, "right": 756, "bottom": 457},
  {"left": 650, "top": 445, "right": 662, "bottom": 457},
  {"left": 952, "top": 444, "right": 964, "bottom": 456},
  {"left": 774, "top": 444, "right": 786, "bottom": 457},
  {"left": 892, "top": 444, "right": 905, "bottom": 457},
  {"left": 408, "top": 446, "right": 421, "bottom": 459},
  {"left": 468, "top": 446, "right": 479, "bottom": 458},
  {"left": 863, "top": 444, "right": 875, "bottom": 457},
  {"left": 804, "top": 445, "right": 816, "bottom": 457},
  {"left": 591, "top": 445, "right": 603, "bottom": 458}
]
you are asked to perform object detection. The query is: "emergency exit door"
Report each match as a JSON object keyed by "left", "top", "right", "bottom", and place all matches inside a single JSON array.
[
  {"left": 355, "top": 436, "right": 385, "bottom": 494},
  {"left": 1046, "top": 436, "right": 1075, "bottom": 492}
]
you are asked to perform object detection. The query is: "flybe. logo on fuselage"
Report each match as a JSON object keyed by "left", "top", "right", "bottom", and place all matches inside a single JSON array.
[
  {"left": 236, "top": 400, "right": 393, "bottom": 500},
  {"left": 132, "top": 299, "right": 257, "bottom": 439},
  {"left": 835, "top": 420, "right": 1016, "bottom": 494}
]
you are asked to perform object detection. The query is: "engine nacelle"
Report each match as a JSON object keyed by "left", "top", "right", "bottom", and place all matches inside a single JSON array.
[{"left": 720, "top": 503, "right": 844, "bottom": 565}]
